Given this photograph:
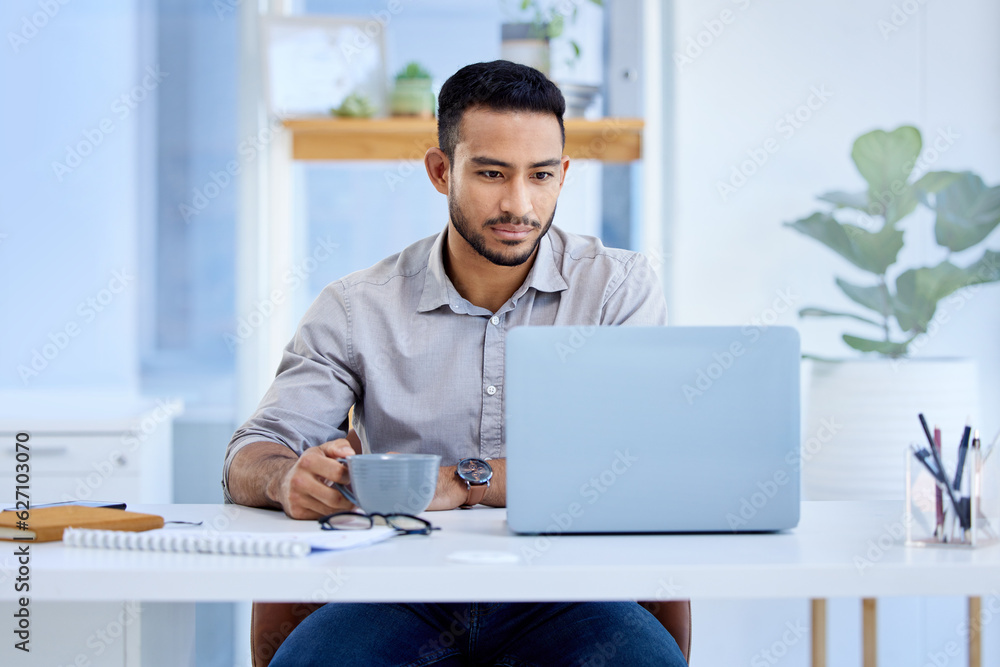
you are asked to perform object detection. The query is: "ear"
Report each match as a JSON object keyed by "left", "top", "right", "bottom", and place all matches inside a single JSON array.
[
  {"left": 424, "top": 147, "right": 450, "bottom": 195},
  {"left": 558, "top": 155, "right": 570, "bottom": 189}
]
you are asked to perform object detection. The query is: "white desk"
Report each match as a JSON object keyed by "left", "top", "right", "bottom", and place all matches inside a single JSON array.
[{"left": 5, "top": 501, "right": 998, "bottom": 603}]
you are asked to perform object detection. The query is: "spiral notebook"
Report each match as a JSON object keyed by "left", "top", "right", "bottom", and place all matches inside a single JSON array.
[{"left": 63, "top": 526, "right": 396, "bottom": 558}]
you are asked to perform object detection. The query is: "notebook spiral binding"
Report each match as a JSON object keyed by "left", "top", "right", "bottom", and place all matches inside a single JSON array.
[{"left": 63, "top": 528, "right": 312, "bottom": 557}]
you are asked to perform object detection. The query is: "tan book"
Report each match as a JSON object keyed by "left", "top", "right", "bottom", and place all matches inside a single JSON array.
[{"left": 0, "top": 506, "right": 164, "bottom": 543}]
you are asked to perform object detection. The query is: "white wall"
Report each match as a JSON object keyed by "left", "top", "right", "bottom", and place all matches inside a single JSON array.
[{"left": 670, "top": 1, "right": 1000, "bottom": 664}]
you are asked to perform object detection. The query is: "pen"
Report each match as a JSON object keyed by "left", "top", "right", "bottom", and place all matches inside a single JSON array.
[
  {"left": 953, "top": 421, "right": 972, "bottom": 492},
  {"left": 934, "top": 425, "right": 943, "bottom": 538},
  {"left": 910, "top": 445, "right": 944, "bottom": 484},
  {"left": 918, "top": 414, "right": 966, "bottom": 532}
]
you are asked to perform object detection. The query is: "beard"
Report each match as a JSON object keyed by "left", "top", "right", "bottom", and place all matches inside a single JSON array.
[{"left": 448, "top": 196, "right": 555, "bottom": 267}]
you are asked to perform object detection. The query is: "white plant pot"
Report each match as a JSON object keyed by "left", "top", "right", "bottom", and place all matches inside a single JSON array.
[{"left": 802, "top": 358, "right": 980, "bottom": 500}]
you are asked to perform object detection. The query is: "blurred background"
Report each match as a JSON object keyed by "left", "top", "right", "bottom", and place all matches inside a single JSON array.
[{"left": 0, "top": 0, "right": 998, "bottom": 665}]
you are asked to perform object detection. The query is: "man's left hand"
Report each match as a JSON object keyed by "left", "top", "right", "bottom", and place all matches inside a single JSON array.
[{"left": 427, "top": 459, "right": 506, "bottom": 510}]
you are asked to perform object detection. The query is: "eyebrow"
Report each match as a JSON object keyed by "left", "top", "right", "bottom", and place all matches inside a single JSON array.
[{"left": 469, "top": 156, "right": 562, "bottom": 170}]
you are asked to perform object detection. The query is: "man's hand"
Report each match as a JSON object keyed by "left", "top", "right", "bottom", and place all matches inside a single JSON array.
[
  {"left": 229, "top": 440, "right": 357, "bottom": 519},
  {"left": 273, "top": 439, "right": 357, "bottom": 519},
  {"left": 427, "top": 459, "right": 507, "bottom": 510}
]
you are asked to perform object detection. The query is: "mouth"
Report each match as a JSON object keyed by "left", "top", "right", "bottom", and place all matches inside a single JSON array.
[{"left": 489, "top": 224, "right": 536, "bottom": 241}]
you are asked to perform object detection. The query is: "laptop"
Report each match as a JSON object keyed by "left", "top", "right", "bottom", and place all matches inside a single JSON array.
[{"left": 504, "top": 326, "right": 800, "bottom": 534}]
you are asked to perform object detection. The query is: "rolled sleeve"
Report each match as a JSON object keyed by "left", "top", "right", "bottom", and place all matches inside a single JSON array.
[{"left": 223, "top": 282, "right": 362, "bottom": 499}]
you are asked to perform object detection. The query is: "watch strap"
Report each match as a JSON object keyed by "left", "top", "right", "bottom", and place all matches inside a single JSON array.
[{"left": 461, "top": 480, "right": 489, "bottom": 509}]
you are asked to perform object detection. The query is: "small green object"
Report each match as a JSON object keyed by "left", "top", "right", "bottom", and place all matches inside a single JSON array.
[
  {"left": 332, "top": 92, "right": 376, "bottom": 118},
  {"left": 390, "top": 63, "right": 435, "bottom": 117},
  {"left": 396, "top": 61, "right": 431, "bottom": 80},
  {"left": 785, "top": 125, "right": 1000, "bottom": 358}
]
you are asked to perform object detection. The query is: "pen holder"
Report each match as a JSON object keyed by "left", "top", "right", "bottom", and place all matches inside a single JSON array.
[{"left": 905, "top": 443, "right": 1000, "bottom": 548}]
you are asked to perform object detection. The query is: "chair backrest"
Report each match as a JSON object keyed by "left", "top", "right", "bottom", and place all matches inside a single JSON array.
[{"left": 251, "top": 599, "right": 691, "bottom": 666}]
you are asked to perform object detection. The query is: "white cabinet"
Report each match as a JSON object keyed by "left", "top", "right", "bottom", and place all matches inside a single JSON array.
[
  {"left": 0, "top": 392, "right": 179, "bottom": 506},
  {"left": 0, "top": 392, "right": 187, "bottom": 667}
]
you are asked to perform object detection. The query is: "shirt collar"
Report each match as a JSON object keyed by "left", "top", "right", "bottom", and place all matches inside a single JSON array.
[{"left": 417, "top": 226, "right": 569, "bottom": 314}]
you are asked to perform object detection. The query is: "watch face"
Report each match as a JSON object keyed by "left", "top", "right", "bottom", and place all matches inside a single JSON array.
[{"left": 457, "top": 458, "right": 493, "bottom": 484}]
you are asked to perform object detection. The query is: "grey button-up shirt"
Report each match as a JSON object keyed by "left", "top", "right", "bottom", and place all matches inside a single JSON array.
[{"left": 223, "top": 225, "right": 667, "bottom": 501}]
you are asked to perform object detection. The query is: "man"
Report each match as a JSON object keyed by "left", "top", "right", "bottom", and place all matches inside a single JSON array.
[{"left": 225, "top": 60, "right": 686, "bottom": 666}]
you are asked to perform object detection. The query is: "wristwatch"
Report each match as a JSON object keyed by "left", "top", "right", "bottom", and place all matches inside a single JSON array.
[{"left": 456, "top": 458, "right": 493, "bottom": 509}]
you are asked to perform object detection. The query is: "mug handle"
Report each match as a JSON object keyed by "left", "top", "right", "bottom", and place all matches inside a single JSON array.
[{"left": 331, "top": 458, "right": 359, "bottom": 506}]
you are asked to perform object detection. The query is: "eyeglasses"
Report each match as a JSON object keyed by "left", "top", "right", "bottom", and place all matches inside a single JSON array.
[{"left": 318, "top": 511, "right": 439, "bottom": 536}]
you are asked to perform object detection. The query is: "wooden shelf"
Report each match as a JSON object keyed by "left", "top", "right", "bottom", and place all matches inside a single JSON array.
[{"left": 283, "top": 117, "right": 643, "bottom": 162}]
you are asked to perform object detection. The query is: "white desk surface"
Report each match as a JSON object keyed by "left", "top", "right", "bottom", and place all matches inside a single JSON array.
[{"left": 4, "top": 501, "right": 998, "bottom": 603}]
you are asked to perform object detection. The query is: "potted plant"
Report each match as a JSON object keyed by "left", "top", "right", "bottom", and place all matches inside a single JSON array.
[
  {"left": 389, "top": 62, "right": 435, "bottom": 118},
  {"left": 785, "top": 125, "right": 1000, "bottom": 499},
  {"left": 500, "top": 0, "right": 604, "bottom": 116}
]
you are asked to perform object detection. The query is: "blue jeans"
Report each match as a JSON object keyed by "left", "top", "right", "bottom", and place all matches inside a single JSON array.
[{"left": 271, "top": 601, "right": 687, "bottom": 666}]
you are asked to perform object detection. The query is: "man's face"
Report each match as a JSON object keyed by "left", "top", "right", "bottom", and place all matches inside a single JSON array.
[{"left": 446, "top": 108, "right": 568, "bottom": 267}]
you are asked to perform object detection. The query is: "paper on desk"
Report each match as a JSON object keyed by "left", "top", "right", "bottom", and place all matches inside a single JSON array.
[{"left": 63, "top": 526, "right": 398, "bottom": 557}]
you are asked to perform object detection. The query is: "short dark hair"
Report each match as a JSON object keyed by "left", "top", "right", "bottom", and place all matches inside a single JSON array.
[{"left": 437, "top": 60, "right": 565, "bottom": 162}]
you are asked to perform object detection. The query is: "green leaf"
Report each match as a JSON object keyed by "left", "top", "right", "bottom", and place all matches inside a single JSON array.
[
  {"left": 546, "top": 14, "right": 564, "bottom": 38},
  {"left": 914, "top": 170, "right": 964, "bottom": 194},
  {"left": 965, "top": 249, "right": 1000, "bottom": 283},
  {"left": 843, "top": 334, "right": 911, "bottom": 357},
  {"left": 835, "top": 278, "right": 890, "bottom": 317},
  {"left": 892, "top": 253, "right": 1000, "bottom": 333},
  {"left": 784, "top": 212, "right": 904, "bottom": 275},
  {"left": 817, "top": 190, "right": 869, "bottom": 210},
  {"left": 799, "top": 307, "right": 882, "bottom": 327},
  {"left": 851, "top": 126, "right": 922, "bottom": 224},
  {"left": 933, "top": 172, "right": 1000, "bottom": 252}
]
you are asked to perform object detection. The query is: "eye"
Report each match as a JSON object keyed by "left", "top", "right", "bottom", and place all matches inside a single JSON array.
[
  {"left": 479, "top": 170, "right": 502, "bottom": 179},
  {"left": 533, "top": 172, "right": 554, "bottom": 181}
]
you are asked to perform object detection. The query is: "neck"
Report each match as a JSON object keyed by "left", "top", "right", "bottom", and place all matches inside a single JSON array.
[{"left": 443, "top": 228, "right": 536, "bottom": 314}]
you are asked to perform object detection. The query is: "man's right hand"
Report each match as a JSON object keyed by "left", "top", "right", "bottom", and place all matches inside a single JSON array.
[
  {"left": 273, "top": 439, "right": 357, "bottom": 519},
  {"left": 228, "top": 439, "right": 357, "bottom": 519}
]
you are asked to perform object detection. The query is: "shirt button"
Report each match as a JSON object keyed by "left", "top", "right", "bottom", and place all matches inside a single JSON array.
[
  {"left": 486, "top": 385, "right": 497, "bottom": 396},
  {"left": 490, "top": 316, "right": 500, "bottom": 326}
]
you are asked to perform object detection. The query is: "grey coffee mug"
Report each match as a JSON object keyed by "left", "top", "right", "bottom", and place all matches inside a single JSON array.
[{"left": 333, "top": 453, "right": 441, "bottom": 515}]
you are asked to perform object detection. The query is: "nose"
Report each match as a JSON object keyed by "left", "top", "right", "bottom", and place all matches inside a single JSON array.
[{"left": 500, "top": 178, "right": 533, "bottom": 219}]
